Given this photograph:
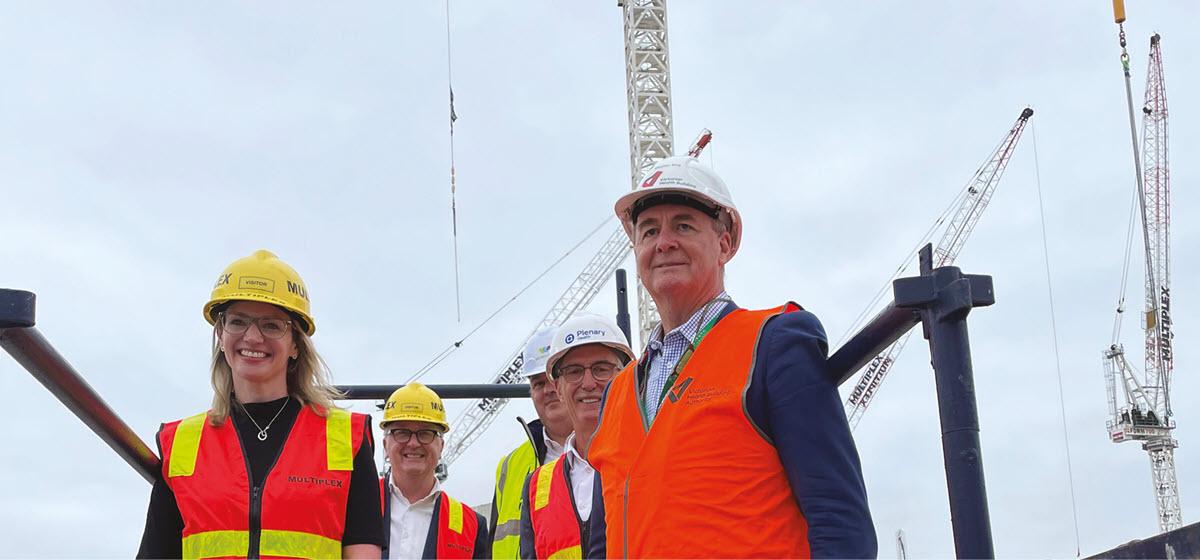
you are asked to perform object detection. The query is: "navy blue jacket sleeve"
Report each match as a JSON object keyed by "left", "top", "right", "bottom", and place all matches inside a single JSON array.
[
  {"left": 518, "top": 474, "right": 536, "bottom": 560},
  {"left": 746, "top": 309, "right": 878, "bottom": 558},
  {"left": 473, "top": 510, "right": 491, "bottom": 559},
  {"left": 586, "top": 471, "right": 607, "bottom": 559}
]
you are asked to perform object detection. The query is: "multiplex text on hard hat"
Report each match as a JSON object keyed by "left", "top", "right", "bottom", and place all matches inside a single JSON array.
[
  {"left": 203, "top": 249, "right": 316, "bottom": 335},
  {"left": 613, "top": 156, "right": 743, "bottom": 256},
  {"left": 380, "top": 382, "right": 450, "bottom": 432},
  {"left": 521, "top": 327, "right": 556, "bottom": 378},
  {"left": 545, "top": 313, "right": 634, "bottom": 380}
]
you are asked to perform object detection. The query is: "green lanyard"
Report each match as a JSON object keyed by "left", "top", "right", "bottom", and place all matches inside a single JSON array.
[{"left": 654, "top": 313, "right": 721, "bottom": 407}]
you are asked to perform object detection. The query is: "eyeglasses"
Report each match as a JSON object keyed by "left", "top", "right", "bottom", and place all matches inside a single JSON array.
[
  {"left": 556, "top": 361, "right": 621, "bottom": 384},
  {"left": 220, "top": 312, "right": 293, "bottom": 340},
  {"left": 387, "top": 428, "right": 441, "bottom": 444}
]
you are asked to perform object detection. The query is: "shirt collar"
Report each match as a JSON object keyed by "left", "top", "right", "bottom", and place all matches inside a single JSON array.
[
  {"left": 647, "top": 291, "right": 732, "bottom": 349},
  {"left": 563, "top": 433, "right": 587, "bottom": 466},
  {"left": 388, "top": 475, "right": 441, "bottom": 508}
]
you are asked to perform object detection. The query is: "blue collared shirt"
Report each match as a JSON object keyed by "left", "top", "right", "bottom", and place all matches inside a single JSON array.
[{"left": 642, "top": 292, "right": 731, "bottom": 423}]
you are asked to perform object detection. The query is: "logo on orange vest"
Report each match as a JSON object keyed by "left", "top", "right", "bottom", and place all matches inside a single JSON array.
[
  {"left": 287, "top": 475, "right": 343, "bottom": 488},
  {"left": 667, "top": 377, "right": 733, "bottom": 406},
  {"left": 445, "top": 542, "right": 472, "bottom": 553},
  {"left": 667, "top": 377, "right": 693, "bottom": 403}
]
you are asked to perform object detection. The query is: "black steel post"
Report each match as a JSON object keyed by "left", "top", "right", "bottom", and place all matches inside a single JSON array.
[
  {"left": 827, "top": 303, "right": 920, "bottom": 386},
  {"left": 1, "top": 289, "right": 160, "bottom": 483},
  {"left": 336, "top": 383, "right": 530, "bottom": 401},
  {"left": 615, "top": 269, "right": 632, "bottom": 346},
  {"left": 893, "top": 244, "right": 996, "bottom": 559}
]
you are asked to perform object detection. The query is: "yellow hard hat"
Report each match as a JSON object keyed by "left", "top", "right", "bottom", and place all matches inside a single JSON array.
[
  {"left": 380, "top": 382, "right": 450, "bottom": 432},
  {"left": 203, "top": 250, "right": 316, "bottom": 336}
]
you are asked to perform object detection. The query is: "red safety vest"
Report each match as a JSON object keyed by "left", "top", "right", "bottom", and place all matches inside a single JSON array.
[
  {"left": 526, "top": 457, "right": 583, "bottom": 559},
  {"left": 379, "top": 478, "right": 480, "bottom": 560},
  {"left": 159, "top": 405, "right": 366, "bottom": 559},
  {"left": 589, "top": 305, "right": 812, "bottom": 559}
]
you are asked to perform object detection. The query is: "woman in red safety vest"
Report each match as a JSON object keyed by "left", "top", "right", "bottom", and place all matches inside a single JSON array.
[{"left": 137, "top": 250, "right": 384, "bottom": 559}]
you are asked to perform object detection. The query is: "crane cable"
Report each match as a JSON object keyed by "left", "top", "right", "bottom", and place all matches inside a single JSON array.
[
  {"left": 404, "top": 215, "right": 616, "bottom": 384},
  {"left": 446, "top": 0, "right": 463, "bottom": 322},
  {"left": 1032, "top": 125, "right": 1082, "bottom": 558}
]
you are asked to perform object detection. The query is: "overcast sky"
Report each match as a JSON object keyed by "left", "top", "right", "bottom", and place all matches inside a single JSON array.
[{"left": 2, "top": 1, "right": 1198, "bottom": 557}]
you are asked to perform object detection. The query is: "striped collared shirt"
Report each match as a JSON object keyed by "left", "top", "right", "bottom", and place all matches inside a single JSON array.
[{"left": 642, "top": 292, "right": 731, "bottom": 423}]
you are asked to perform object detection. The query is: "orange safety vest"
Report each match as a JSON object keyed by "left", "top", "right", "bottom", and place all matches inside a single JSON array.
[
  {"left": 526, "top": 457, "right": 584, "bottom": 560},
  {"left": 589, "top": 305, "right": 811, "bottom": 559},
  {"left": 379, "top": 478, "right": 480, "bottom": 560},
  {"left": 159, "top": 406, "right": 365, "bottom": 559}
]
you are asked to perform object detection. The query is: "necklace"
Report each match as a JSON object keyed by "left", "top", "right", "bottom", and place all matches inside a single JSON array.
[{"left": 237, "top": 396, "right": 290, "bottom": 441}]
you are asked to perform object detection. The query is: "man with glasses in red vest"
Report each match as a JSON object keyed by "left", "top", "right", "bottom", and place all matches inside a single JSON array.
[
  {"left": 380, "top": 383, "right": 489, "bottom": 559},
  {"left": 518, "top": 314, "right": 633, "bottom": 559},
  {"left": 587, "top": 156, "right": 877, "bottom": 558}
]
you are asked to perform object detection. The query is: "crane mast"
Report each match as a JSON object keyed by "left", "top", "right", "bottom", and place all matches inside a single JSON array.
[
  {"left": 443, "top": 0, "right": 683, "bottom": 464},
  {"left": 621, "top": 0, "right": 675, "bottom": 347},
  {"left": 1104, "top": 32, "right": 1179, "bottom": 533},
  {"left": 845, "top": 108, "right": 1033, "bottom": 428}
]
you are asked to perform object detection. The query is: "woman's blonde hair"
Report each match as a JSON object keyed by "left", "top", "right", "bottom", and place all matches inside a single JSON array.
[{"left": 208, "top": 311, "right": 344, "bottom": 425}]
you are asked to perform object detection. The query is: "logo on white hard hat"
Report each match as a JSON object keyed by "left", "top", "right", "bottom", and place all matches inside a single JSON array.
[
  {"left": 640, "top": 170, "right": 663, "bottom": 189},
  {"left": 564, "top": 333, "right": 575, "bottom": 344}
]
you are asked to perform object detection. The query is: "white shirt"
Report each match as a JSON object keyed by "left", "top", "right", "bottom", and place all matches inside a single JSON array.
[
  {"left": 562, "top": 434, "right": 594, "bottom": 522},
  {"left": 544, "top": 430, "right": 566, "bottom": 463},
  {"left": 387, "top": 477, "right": 441, "bottom": 560}
]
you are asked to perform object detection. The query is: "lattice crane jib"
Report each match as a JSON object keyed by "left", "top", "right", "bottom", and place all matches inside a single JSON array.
[
  {"left": 1104, "top": 29, "right": 1179, "bottom": 533},
  {"left": 441, "top": 229, "right": 632, "bottom": 465},
  {"left": 622, "top": 0, "right": 675, "bottom": 349},
  {"left": 844, "top": 108, "right": 1034, "bottom": 428}
]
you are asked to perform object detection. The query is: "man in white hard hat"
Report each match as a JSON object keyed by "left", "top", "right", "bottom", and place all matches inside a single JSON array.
[
  {"left": 488, "top": 328, "right": 575, "bottom": 559},
  {"left": 587, "top": 156, "right": 877, "bottom": 558},
  {"left": 518, "top": 314, "right": 633, "bottom": 559},
  {"left": 380, "top": 382, "right": 489, "bottom": 559}
]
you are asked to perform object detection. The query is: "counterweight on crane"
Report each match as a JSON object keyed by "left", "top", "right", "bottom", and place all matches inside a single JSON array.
[
  {"left": 1103, "top": 29, "right": 1180, "bottom": 533},
  {"left": 844, "top": 108, "right": 1034, "bottom": 429}
]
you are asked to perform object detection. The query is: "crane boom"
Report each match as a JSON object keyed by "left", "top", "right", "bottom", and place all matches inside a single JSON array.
[
  {"left": 441, "top": 228, "right": 631, "bottom": 465},
  {"left": 845, "top": 108, "right": 1033, "bottom": 428},
  {"left": 1103, "top": 31, "right": 1180, "bottom": 533}
]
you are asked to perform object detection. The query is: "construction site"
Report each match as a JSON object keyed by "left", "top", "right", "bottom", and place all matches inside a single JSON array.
[{"left": 1, "top": 1, "right": 1197, "bottom": 558}]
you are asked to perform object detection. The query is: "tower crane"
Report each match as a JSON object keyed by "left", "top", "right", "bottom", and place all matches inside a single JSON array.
[
  {"left": 844, "top": 107, "right": 1034, "bottom": 429},
  {"left": 620, "top": 0, "right": 676, "bottom": 347},
  {"left": 443, "top": 0, "right": 683, "bottom": 464},
  {"left": 1103, "top": 29, "right": 1180, "bottom": 533}
]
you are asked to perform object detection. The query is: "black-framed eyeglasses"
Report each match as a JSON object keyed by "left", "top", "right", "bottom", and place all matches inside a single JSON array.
[
  {"left": 219, "top": 312, "right": 293, "bottom": 340},
  {"left": 387, "top": 428, "right": 441, "bottom": 444},
  {"left": 556, "top": 361, "right": 621, "bottom": 384}
]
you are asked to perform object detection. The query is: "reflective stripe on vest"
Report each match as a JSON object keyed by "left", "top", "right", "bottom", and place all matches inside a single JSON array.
[
  {"left": 588, "top": 304, "right": 812, "bottom": 559},
  {"left": 160, "top": 406, "right": 364, "bottom": 559},
  {"left": 492, "top": 441, "right": 539, "bottom": 559},
  {"left": 527, "top": 457, "right": 583, "bottom": 560},
  {"left": 435, "top": 492, "right": 480, "bottom": 559},
  {"left": 181, "top": 529, "right": 340, "bottom": 559}
]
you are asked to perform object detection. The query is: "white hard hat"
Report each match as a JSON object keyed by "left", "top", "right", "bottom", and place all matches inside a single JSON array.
[
  {"left": 521, "top": 327, "right": 556, "bottom": 378},
  {"left": 546, "top": 313, "right": 634, "bottom": 380},
  {"left": 613, "top": 156, "right": 742, "bottom": 256}
]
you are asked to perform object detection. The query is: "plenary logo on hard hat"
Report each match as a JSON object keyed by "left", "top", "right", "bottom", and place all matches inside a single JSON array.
[
  {"left": 572, "top": 329, "right": 606, "bottom": 343},
  {"left": 564, "top": 334, "right": 575, "bottom": 344}
]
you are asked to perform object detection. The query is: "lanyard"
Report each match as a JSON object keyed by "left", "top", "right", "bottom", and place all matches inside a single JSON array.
[{"left": 654, "top": 314, "right": 721, "bottom": 407}]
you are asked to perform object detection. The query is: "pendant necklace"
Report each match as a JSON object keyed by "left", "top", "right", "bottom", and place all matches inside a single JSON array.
[{"left": 237, "top": 396, "right": 290, "bottom": 441}]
